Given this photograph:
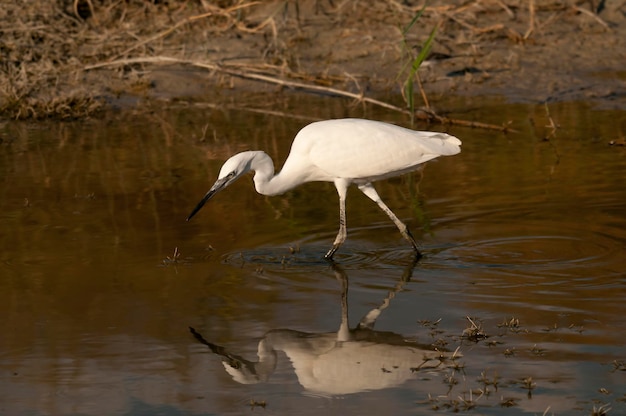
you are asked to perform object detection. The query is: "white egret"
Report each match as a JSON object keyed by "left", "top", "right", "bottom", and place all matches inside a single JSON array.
[{"left": 186, "top": 118, "right": 461, "bottom": 259}]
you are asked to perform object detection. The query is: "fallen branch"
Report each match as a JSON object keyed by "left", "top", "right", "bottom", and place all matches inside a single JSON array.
[
  {"left": 86, "top": 56, "right": 406, "bottom": 113},
  {"left": 85, "top": 56, "right": 515, "bottom": 132}
]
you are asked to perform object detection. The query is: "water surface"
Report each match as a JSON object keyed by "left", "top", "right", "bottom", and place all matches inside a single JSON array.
[{"left": 1, "top": 97, "right": 625, "bottom": 415}]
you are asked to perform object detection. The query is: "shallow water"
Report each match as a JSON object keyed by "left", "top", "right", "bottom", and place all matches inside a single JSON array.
[{"left": 1, "top": 97, "right": 625, "bottom": 415}]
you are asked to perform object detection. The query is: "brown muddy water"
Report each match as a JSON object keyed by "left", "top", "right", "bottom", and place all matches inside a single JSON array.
[{"left": 1, "top": 96, "right": 625, "bottom": 415}]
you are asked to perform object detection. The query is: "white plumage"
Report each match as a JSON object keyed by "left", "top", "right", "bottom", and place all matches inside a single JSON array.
[{"left": 187, "top": 118, "right": 461, "bottom": 259}]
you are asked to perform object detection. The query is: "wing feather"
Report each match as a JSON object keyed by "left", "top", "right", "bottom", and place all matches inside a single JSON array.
[{"left": 297, "top": 119, "right": 460, "bottom": 180}]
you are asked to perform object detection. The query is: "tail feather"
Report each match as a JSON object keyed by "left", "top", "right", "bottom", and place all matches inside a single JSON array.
[{"left": 431, "top": 133, "right": 462, "bottom": 156}]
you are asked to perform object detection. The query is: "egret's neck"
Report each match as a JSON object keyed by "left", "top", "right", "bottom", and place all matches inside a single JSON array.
[
  {"left": 253, "top": 339, "right": 277, "bottom": 381},
  {"left": 251, "top": 151, "right": 300, "bottom": 196}
]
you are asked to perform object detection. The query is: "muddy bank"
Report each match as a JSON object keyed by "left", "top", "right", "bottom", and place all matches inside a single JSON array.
[{"left": 1, "top": 0, "right": 625, "bottom": 120}]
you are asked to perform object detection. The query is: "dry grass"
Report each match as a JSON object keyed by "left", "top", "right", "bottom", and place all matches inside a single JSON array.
[
  {"left": 0, "top": 0, "right": 619, "bottom": 120},
  {"left": 1, "top": 0, "right": 243, "bottom": 119},
  {"left": 0, "top": 1, "right": 102, "bottom": 118}
]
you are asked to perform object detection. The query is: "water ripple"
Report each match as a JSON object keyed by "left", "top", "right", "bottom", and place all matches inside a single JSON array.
[{"left": 434, "top": 219, "right": 623, "bottom": 275}]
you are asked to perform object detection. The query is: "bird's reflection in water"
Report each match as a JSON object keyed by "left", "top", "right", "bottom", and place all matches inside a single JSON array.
[{"left": 190, "top": 262, "right": 460, "bottom": 396}]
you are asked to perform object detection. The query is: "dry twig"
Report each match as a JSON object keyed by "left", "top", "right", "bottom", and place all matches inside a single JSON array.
[
  {"left": 572, "top": 6, "right": 611, "bottom": 30},
  {"left": 86, "top": 56, "right": 514, "bottom": 132}
]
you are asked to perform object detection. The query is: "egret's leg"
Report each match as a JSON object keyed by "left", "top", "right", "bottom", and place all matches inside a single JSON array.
[
  {"left": 358, "top": 183, "right": 422, "bottom": 257},
  {"left": 325, "top": 180, "right": 349, "bottom": 259}
]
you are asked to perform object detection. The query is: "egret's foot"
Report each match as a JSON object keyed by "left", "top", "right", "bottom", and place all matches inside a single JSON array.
[{"left": 403, "top": 228, "right": 423, "bottom": 259}]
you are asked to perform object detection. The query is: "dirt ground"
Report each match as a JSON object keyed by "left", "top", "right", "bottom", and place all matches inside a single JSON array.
[{"left": 1, "top": 0, "right": 625, "bottom": 120}]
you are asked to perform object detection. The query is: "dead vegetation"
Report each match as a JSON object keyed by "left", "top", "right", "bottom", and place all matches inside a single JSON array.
[{"left": 1, "top": 0, "right": 623, "bottom": 120}]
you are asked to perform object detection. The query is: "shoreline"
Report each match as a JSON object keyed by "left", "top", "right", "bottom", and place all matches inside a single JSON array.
[{"left": 1, "top": 1, "right": 624, "bottom": 120}]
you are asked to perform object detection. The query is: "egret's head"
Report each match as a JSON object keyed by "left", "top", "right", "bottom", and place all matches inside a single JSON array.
[{"left": 186, "top": 152, "right": 256, "bottom": 221}]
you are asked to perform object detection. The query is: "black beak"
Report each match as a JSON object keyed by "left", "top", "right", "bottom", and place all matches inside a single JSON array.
[{"left": 186, "top": 176, "right": 231, "bottom": 221}]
